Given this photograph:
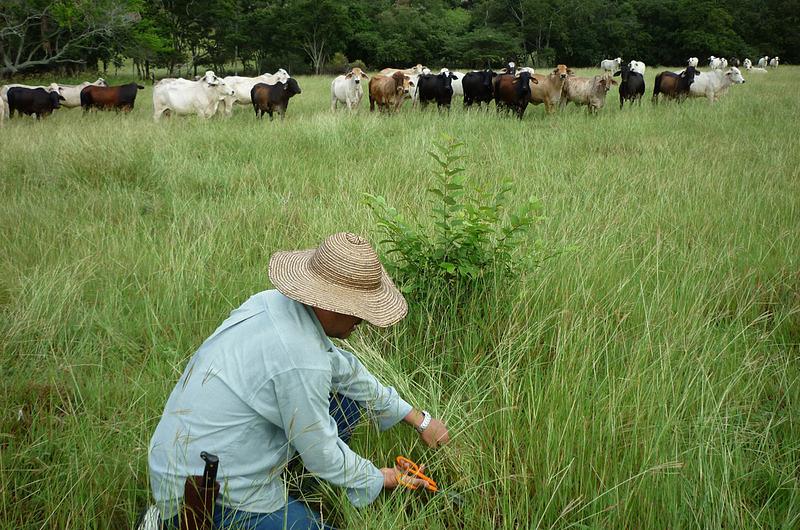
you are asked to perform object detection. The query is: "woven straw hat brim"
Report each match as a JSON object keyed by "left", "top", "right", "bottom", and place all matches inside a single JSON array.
[{"left": 269, "top": 249, "right": 408, "bottom": 327}]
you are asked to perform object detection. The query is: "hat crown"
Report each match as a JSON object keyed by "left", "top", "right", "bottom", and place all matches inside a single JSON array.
[{"left": 309, "top": 233, "right": 382, "bottom": 290}]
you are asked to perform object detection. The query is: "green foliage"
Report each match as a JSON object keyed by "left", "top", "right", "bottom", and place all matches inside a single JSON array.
[
  {"left": 365, "top": 137, "right": 544, "bottom": 294},
  {"left": 326, "top": 52, "right": 350, "bottom": 75}
]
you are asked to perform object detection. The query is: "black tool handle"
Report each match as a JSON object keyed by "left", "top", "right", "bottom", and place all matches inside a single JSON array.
[{"left": 200, "top": 451, "right": 219, "bottom": 489}]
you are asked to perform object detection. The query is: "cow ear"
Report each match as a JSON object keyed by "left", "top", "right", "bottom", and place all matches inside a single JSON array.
[
  {"left": 613, "top": 71, "right": 621, "bottom": 76},
  {"left": 611, "top": 79, "right": 618, "bottom": 85},
  {"left": 345, "top": 73, "right": 353, "bottom": 79},
  {"left": 361, "top": 72, "right": 369, "bottom": 80},
  {"left": 566, "top": 68, "right": 575, "bottom": 75}
]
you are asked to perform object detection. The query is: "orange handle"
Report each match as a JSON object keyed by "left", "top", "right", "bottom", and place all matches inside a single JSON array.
[{"left": 396, "top": 456, "right": 438, "bottom": 492}]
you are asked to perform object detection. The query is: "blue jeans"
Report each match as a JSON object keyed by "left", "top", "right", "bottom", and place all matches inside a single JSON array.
[{"left": 164, "top": 394, "right": 360, "bottom": 530}]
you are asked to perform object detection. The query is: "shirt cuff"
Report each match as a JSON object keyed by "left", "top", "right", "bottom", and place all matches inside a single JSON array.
[
  {"left": 376, "top": 397, "right": 413, "bottom": 431},
  {"left": 346, "top": 465, "right": 384, "bottom": 507}
]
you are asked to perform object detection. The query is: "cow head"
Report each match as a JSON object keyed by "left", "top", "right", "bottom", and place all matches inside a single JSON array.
[
  {"left": 727, "top": 67, "right": 745, "bottom": 84},
  {"left": 680, "top": 66, "right": 700, "bottom": 86},
  {"left": 209, "top": 77, "right": 235, "bottom": 97},
  {"left": 202, "top": 71, "right": 221, "bottom": 85},
  {"left": 95, "top": 78, "right": 108, "bottom": 87},
  {"left": 512, "top": 71, "right": 536, "bottom": 98},
  {"left": 613, "top": 62, "right": 630, "bottom": 81},
  {"left": 48, "top": 91, "right": 64, "bottom": 109},
  {"left": 596, "top": 74, "right": 617, "bottom": 93},
  {"left": 346, "top": 67, "right": 368, "bottom": 85},
  {"left": 273, "top": 69, "right": 290, "bottom": 83},
  {"left": 284, "top": 78, "right": 302, "bottom": 96},
  {"left": 390, "top": 71, "right": 407, "bottom": 92},
  {"left": 550, "top": 64, "right": 569, "bottom": 80}
]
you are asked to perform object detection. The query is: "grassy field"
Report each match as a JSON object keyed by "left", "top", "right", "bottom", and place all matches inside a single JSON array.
[{"left": 1, "top": 66, "right": 799, "bottom": 529}]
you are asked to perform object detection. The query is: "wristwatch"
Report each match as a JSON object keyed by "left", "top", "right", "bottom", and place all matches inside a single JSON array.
[{"left": 416, "top": 410, "right": 432, "bottom": 433}]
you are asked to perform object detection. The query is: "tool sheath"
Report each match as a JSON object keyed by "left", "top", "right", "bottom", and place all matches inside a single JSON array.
[{"left": 180, "top": 451, "right": 220, "bottom": 530}]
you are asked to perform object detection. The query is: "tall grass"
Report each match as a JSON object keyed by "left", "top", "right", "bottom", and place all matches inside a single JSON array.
[{"left": 1, "top": 67, "right": 798, "bottom": 529}]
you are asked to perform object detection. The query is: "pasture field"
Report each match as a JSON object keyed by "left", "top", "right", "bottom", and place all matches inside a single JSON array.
[{"left": 1, "top": 67, "right": 799, "bottom": 529}]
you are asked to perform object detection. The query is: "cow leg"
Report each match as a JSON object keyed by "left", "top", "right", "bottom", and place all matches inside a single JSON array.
[{"left": 268, "top": 110, "right": 274, "bottom": 121}]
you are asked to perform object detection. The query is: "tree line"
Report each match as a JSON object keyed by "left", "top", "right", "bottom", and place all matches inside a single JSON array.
[{"left": 2, "top": 0, "right": 797, "bottom": 79}]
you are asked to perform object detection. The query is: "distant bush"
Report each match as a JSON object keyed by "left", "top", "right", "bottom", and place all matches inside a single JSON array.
[
  {"left": 326, "top": 52, "right": 350, "bottom": 75},
  {"left": 348, "top": 59, "right": 367, "bottom": 72},
  {"left": 365, "top": 137, "right": 545, "bottom": 295}
]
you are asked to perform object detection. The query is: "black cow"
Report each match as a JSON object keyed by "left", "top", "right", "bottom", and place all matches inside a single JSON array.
[
  {"left": 494, "top": 71, "right": 536, "bottom": 119},
  {"left": 462, "top": 70, "right": 497, "bottom": 107},
  {"left": 652, "top": 66, "right": 700, "bottom": 104},
  {"left": 251, "top": 78, "right": 302, "bottom": 120},
  {"left": 729, "top": 57, "right": 741, "bottom": 67},
  {"left": 7, "top": 87, "right": 65, "bottom": 119},
  {"left": 416, "top": 71, "right": 459, "bottom": 110},
  {"left": 613, "top": 63, "right": 645, "bottom": 109}
]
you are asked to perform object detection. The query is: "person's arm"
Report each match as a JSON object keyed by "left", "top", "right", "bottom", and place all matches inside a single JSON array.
[
  {"left": 331, "top": 347, "right": 450, "bottom": 447},
  {"left": 329, "top": 347, "right": 410, "bottom": 430},
  {"left": 268, "top": 368, "right": 385, "bottom": 506}
]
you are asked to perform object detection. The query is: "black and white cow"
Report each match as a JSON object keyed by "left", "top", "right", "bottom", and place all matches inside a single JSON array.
[{"left": 614, "top": 62, "right": 645, "bottom": 109}]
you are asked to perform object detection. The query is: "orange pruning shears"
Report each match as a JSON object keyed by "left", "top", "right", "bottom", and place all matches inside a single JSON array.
[
  {"left": 395, "top": 456, "right": 464, "bottom": 507},
  {"left": 395, "top": 455, "right": 438, "bottom": 492}
]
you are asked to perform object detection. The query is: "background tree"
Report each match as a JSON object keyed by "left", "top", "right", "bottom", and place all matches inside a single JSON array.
[{"left": 0, "top": 0, "right": 140, "bottom": 77}]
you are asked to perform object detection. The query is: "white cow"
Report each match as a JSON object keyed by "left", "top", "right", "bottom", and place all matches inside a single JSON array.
[
  {"left": 748, "top": 67, "right": 768, "bottom": 74},
  {"left": 55, "top": 78, "right": 108, "bottom": 108},
  {"left": 688, "top": 67, "right": 745, "bottom": 102},
  {"left": 709, "top": 56, "right": 723, "bottom": 70},
  {"left": 152, "top": 71, "right": 235, "bottom": 120},
  {"left": 757, "top": 56, "right": 768, "bottom": 68},
  {"left": 1, "top": 82, "right": 61, "bottom": 119},
  {"left": 688, "top": 57, "right": 699, "bottom": 67},
  {"left": 330, "top": 67, "right": 369, "bottom": 111},
  {"left": 769, "top": 56, "right": 779, "bottom": 68},
  {"left": 380, "top": 64, "right": 426, "bottom": 76},
  {"left": 743, "top": 58, "right": 752, "bottom": 70},
  {"left": 600, "top": 57, "right": 622, "bottom": 72},
  {"left": 220, "top": 69, "right": 290, "bottom": 115},
  {"left": 628, "top": 60, "right": 646, "bottom": 75}
]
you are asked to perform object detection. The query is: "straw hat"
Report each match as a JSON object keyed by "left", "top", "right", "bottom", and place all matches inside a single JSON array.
[{"left": 268, "top": 233, "right": 408, "bottom": 327}]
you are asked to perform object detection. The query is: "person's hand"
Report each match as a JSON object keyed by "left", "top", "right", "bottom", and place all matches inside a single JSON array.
[
  {"left": 380, "top": 460, "right": 429, "bottom": 490},
  {"left": 420, "top": 418, "right": 449, "bottom": 448}
]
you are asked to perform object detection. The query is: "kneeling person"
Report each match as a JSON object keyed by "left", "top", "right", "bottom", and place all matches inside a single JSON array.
[{"left": 148, "top": 233, "right": 449, "bottom": 529}]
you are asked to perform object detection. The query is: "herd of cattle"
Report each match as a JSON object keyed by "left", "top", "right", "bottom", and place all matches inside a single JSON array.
[{"left": 0, "top": 54, "right": 781, "bottom": 123}]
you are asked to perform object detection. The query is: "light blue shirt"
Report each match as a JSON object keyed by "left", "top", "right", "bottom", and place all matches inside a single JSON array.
[{"left": 148, "top": 290, "right": 412, "bottom": 517}]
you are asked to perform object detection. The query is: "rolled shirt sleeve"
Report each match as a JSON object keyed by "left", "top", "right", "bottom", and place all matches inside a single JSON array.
[
  {"left": 330, "top": 347, "right": 413, "bottom": 431},
  {"left": 270, "top": 368, "right": 385, "bottom": 507}
]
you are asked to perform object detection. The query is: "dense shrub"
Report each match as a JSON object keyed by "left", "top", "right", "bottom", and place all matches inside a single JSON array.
[{"left": 365, "top": 137, "right": 545, "bottom": 295}]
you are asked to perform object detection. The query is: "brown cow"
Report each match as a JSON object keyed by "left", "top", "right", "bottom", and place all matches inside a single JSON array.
[
  {"left": 80, "top": 83, "right": 145, "bottom": 112},
  {"left": 652, "top": 66, "right": 700, "bottom": 104},
  {"left": 529, "top": 64, "right": 573, "bottom": 114},
  {"left": 494, "top": 71, "right": 537, "bottom": 119},
  {"left": 368, "top": 71, "right": 411, "bottom": 113}
]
